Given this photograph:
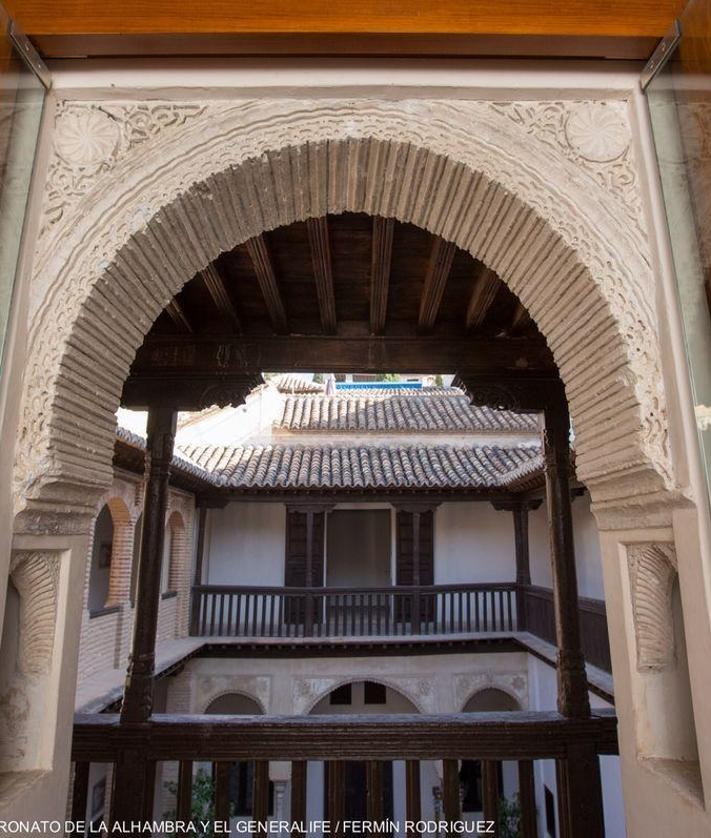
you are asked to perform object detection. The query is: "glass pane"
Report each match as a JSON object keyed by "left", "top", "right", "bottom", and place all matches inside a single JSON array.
[
  {"left": 646, "top": 0, "right": 711, "bottom": 503},
  {"left": 0, "top": 7, "right": 46, "bottom": 374}
]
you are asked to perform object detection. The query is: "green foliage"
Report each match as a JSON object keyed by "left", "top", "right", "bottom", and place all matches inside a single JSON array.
[
  {"left": 498, "top": 793, "right": 522, "bottom": 838},
  {"left": 382, "top": 373, "right": 401, "bottom": 381},
  {"left": 312, "top": 372, "right": 324, "bottom": 383},
  {"left": 434, "top": 374, "right": 444, "bottom": 387},
  {"left": 165, "top": 768, "right": 231, "bottom": 837}
]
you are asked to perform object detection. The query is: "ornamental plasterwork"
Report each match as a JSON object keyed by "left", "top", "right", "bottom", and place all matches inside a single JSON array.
[
  {"left": 293, "top": 675, "right": 432, "bottom": 714},
  {"left": 42, "top": 101, "right": 209, "bottom": 238},
  {"left": 453, "top": 671, "right": 528, "bottom": 711},
  {"left": 491, "top": 101, "right": 643, "bottom": 233},
  {"left": 9, "top": 551, "right": 60, "bottom": 675},
  {"left": 628, "top": 542, "right": 678, "bottom": 672},
  {"left": 16, "top": 97, "right": 672, "bottom": 525}
]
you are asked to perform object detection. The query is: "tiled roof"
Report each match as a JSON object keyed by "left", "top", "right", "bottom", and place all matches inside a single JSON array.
[
  {"left": 277, "top": 390, "right": 538, "bottom": 433},
  {"left": 272, "top": 374, "right": 325, "bottom": 394},
  {"left": 176, "top": 442, "right": 542, "bottom": 490}
]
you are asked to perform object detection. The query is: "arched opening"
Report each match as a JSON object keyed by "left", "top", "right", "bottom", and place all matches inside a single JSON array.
[
  {"left": 15, "top": 108, "right": 677, "bottom": 837},
  {"left": 88, "top": 505, "right": 114, "bottom": 613},
  {"left": 309, "top": 681, "right": 426, "bottom": 826},
  {"left": 162, "top": 511, "right": 185, "bottom": 595},
  {"left": 204, "top": 693, "right": 273, "bottom": 820},
  {"left": 460, "top": 689, "right": 521, "bottom": 823}
]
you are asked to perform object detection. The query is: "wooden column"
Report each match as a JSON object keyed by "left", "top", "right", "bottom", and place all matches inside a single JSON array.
[
  {"left": 541, "top": 399, "right": 589, "bottom": 719},
  {"left": 113, "top": 407, "right": 176, "bottom": 820},
  {"left": 543, "top": 396, "right": 604, "bottom": 838},
  {"left": 494, "top": 498, "right": 540, "bottom": 631},
  {"left": 411, "top": 509, "right": 422, "bottom": 633},
  {"left": 304, "top": 508, "right": 316, "bottom": 636},
  {"left": 481, "top": 760, "right": 500, "bottom": 835},
  {"left": 405, "top": 760, "right": 421, "bottom": 833},
  {"left": 190, "top": 504, "right": 208, "bottom": 635}
]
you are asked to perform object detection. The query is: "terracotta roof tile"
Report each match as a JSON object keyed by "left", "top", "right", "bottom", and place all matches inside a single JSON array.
[
  {"left": 177, "top": 442, "right": 542, "bottom": 490},
  {"left": 276, "top": 390, "right": 538, "bottom": 433}
]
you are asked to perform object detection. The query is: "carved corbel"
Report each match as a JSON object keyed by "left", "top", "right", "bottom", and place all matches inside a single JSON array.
[
  {"left": 9, "top": 551, "right": 60, "bottom": 676},
  {"left": 627, "top": 543, "right": 678, "bottom": 672}
]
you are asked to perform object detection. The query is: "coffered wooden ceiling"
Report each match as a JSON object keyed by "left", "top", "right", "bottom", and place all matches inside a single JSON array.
[
  {"left": 125, "top": 213, "right": 556, "bottom": 408},
  {"left": 6, "top": 0, "right": 681, "bottom": 59}
]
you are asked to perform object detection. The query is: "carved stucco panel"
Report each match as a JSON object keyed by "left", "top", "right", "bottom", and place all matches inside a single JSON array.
[
  {"left": 453, "top": 671, "right": 528, "bottom": 711},
  {"left": 9, "top": 551, "right": 60, "bottom": 676},
  {"left": 628, "top": 542, "right": 678, "bottom": 671},
  {"left": 293, "top": 675, "right": 434, "bottom": 714}
]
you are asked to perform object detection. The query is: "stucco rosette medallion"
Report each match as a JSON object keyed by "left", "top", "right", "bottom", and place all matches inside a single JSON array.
[
  {"left": 564, "top": 103, "right": 629, "bottom": 163},
  {"left": 55, "top": 108, "right": 121, "bottom": 170}
]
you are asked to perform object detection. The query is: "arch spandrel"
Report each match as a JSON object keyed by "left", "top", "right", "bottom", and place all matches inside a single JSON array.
[{"left": 15, "top": 98, "right": 672, "bottom": 527}]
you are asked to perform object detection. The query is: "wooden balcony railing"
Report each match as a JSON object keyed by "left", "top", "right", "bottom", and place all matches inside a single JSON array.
[
  {"left": 521, "top": 585, "right": 611, "bottom": 672},
  {"left": 190, "top": 583, "right": 518, "bottom": 639},
  {"left": 72, "top": 710, "right": 617, "bottom": 835}
]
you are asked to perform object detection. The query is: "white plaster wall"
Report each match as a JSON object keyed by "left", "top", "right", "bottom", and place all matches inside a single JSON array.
[
  {"left": 435, "top": 502, "right": 516, "bottom": 585},
  {"left": 205, "top": 503, "right": 286, "bottom": 586},
  {"left": 527, "top": 656, "right": 625, "bottom": 838},
  {"left": 529, "top": 494, "right": 604, "bottom": 600}
]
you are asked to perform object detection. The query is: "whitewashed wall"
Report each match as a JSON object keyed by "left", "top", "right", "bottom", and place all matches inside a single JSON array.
[
  {"left": 527, "top": 656, "right": 624, "bottom": 838},
  {"left": 205, "top": 502, "right": 286, "bottom": 586},
  {"left": 435, "top": 502, "right": 516, "bottom": 584},
  {"left": 529, "top": 493, "right": 604, "bottom": 600},
  {"left": 203, "top": 496, "right": 605, "bottom": 601}
]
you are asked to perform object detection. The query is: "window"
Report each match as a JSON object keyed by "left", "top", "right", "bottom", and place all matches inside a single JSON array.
[
  {"left": 329, "top": 684, "right": 352, "bottom": 705},
  {"left": 364, "top": 681, "right": 387, "bottom": 705},
  {"left": 545, "top": 786, "right": 556, "bottom": 838}
]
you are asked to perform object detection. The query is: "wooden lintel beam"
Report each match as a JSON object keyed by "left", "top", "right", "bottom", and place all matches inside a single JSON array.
[
  {"left": 165, "top": 299, "right": 193, "bottom": 334},
  {"left": 131, "top": 334, "right": 556, "bottom": 379},
  {"left": 72, "top": 710, "right": 619, "bottom": 763},
  {"left": 466, "top": 267, "right": 502, "bottom": 332},
  {"left": 370, "top": 216, "right": 394, "bottom": 335},
  {"left": 306, "top": 217, "right": 337, "bottom": 334},
  {"left": 418, "top": 238, "right": 457, "bottom": 334},
  {"left": 200, "top": 263, "right": 241, "bottom": 333},
  {"left": 245, "top": 234, "right": 289, "bottom": 334}
]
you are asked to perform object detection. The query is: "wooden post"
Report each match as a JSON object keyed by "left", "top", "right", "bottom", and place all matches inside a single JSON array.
[
  {"left": 541, "top": 398, "right": 589, "bottom": 718},
  {"left": 518, "top": 760, "right": 538, "bottom": 838},
  {"left": 190, "top": 504, "right": 208, "bottom": 635},
  {"left": 482, "top": 760, "right": 500, "bottom": 835},
  {"left": 304, "top": 509, "right": 315, "bottom": 635},
  {"left": 291, "top": 761, "right": 307, "bottom": 824},
  {"left": 113, "top": 407, "right": 176, "bottom": 820},
  {"left": 513, "top": 503, "right": 531, "bottom": 630},
  {"left": 543, "top": 395, "right": 604, "bottom": 838},
  {"left": 411, "top": 510, "right": 421, "bottom": 633},
  {"left": 405, "top": 760, "right": 421, "bottom": 834}
]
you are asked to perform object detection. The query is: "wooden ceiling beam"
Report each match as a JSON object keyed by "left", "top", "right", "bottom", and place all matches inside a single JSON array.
[
  {"left": 165, "top": 299, "right": 193, "bottom": 334},
  {"left": 200, "top": 263, "right": 241, "bottom": 333},
  {"left": 418, "top": 238, "right": 457, "bottom": 334},
  {"left": 129, "top": 333, "right": 556, "bottom": 380},
  {"left": 245, "top": 234, "right": 289, "bottom": 334},
  {"left": 370, "top": 216, "right": 394, "bottom": 335},
  {"left": 466, "top": 267, "right": 503, "bottom": 332},
  {"left": 508, "top": 301, "right": 533, "bottom": 335},
  {"left": 306, "top": 217, "right": 337, "bottom": 335}
]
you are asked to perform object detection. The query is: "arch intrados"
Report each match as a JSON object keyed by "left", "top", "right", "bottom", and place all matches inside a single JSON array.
[
  {"left": 203, "top": 690, "right": 265, "bottom": 715},
  {"left": 461, "top": 686, "right": 521, "bottom": 713}
]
